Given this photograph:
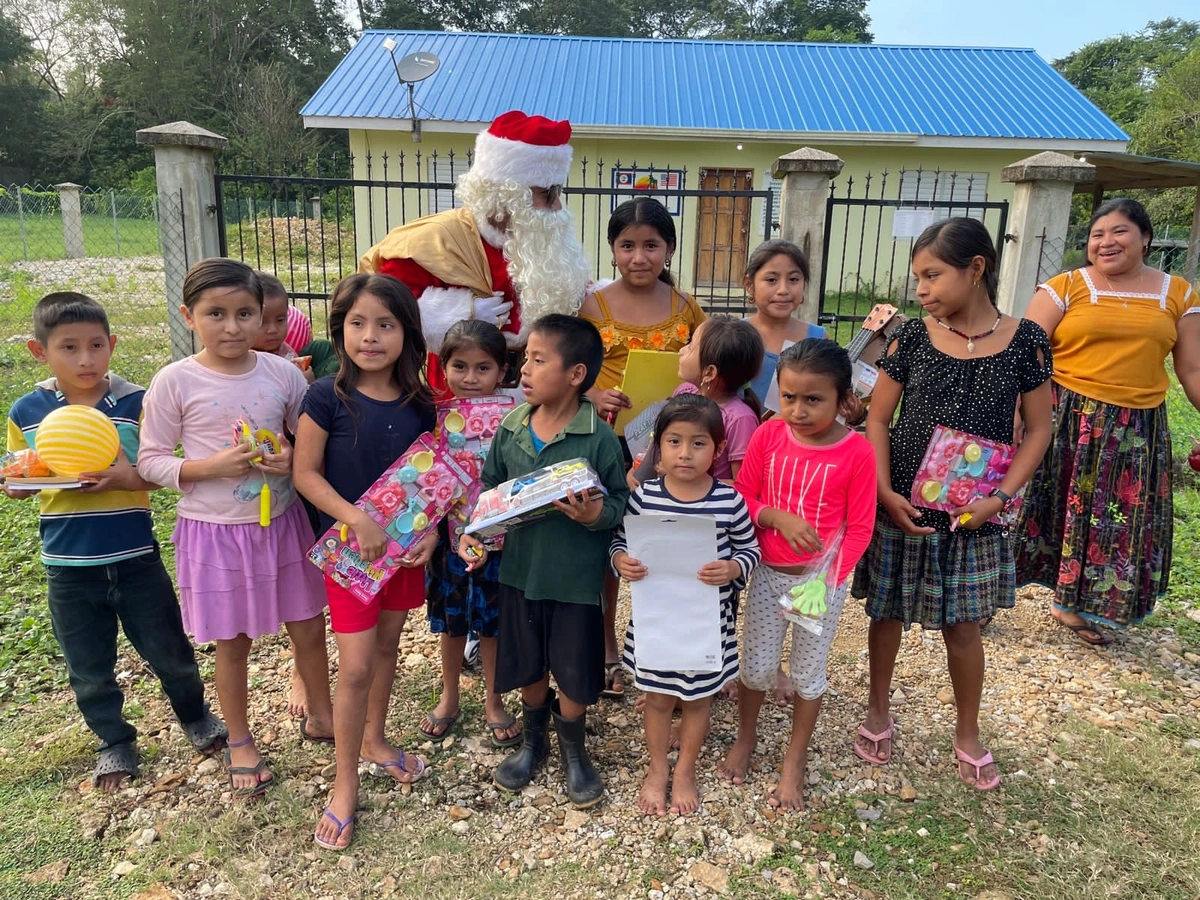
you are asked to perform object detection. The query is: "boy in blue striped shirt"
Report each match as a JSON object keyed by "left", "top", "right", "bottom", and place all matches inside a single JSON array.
[{"left": 4, "top": 293, "right": 225, "bottom": 790}]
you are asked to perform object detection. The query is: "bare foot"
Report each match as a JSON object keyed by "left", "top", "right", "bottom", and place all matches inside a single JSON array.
[
  {"left": 718, "top": 681, "right": 738, "bottom": 702},
  {"left": 637, "top": 761, "right": 670, "bottom": 816},
  {"left": 773, "top": 668, "right": 795, "bottom": 707},
  {"left": 768, "top": 748, "right": 807, "bottom": 810},
  {"left": 288, "top": 668, "right": 307, "bottom": 718},
  {"left": 718, "top": 735, "right": 755, "bottom": 784},
  {"left": 668, "top": 720, "right": 710, "bottom": 752},
  {"left": 669, "top": 762, "right": 700, "bottom": 815},
  {"left": 315, "top": 789, "right": 356, "bottom": 850},
  {"left": 95, "top": 771, "right": 131, "bottom": 792}
]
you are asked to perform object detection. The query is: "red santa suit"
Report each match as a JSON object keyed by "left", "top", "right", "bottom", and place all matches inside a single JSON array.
[{"left": 358, "top": 111, "right": 577, "bottom": 395}]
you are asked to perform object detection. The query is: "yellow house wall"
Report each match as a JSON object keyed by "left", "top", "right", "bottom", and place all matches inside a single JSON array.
[{"left": 349, "top": 129, "right": 1041, "bottom": 312}]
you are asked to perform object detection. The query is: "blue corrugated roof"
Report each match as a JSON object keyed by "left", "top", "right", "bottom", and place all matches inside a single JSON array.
[{"left": 302, "top": 32, "right": 1127, "bottom": 142}]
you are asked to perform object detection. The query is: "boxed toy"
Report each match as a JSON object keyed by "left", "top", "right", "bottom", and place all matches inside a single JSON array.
[
  {"left": 435, "top": 395, "right": 514, "bottom": 551},
  {"left": 465, "top": 458, "right": 606, "bottom": 542},
  {"left": 909, "top": 425, "right": 1022, "bottom": 527},
  {"left": 308, "top": 433, "right": 473, "bottom": 603}
]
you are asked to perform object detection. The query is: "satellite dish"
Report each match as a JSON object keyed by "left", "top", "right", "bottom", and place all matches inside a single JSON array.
[{"left": 396, "top": 52, "right": 440, "bottom": 84}]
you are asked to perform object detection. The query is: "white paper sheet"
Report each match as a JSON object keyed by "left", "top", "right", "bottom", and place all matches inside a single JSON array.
[
  {"left": 763, "top": 340, "right": 796, "bottom": 414},
  {"left": 623, "top": 513, "right": 722, "bottom": 673}
]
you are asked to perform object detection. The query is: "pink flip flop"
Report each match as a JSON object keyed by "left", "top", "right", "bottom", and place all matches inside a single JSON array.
[
  {"left": 853, "top": 717, "right": 895, "bottom": 765},
  {"left": 953, "top": 741, "right": 1001, "bottom": 791}
]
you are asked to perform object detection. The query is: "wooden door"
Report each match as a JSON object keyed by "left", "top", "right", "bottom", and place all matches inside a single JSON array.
[{"left": 694, "top": 168, "right": 753, "bottom": 288}]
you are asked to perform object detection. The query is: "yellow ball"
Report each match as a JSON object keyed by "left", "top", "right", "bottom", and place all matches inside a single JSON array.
[{"left": 34, "top": 405, "right": 120, "bottom": 478}]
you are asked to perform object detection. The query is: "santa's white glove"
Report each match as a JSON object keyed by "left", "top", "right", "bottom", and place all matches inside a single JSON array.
[{"left": 474, "top": 292, "right": 514, "bottom": 328}]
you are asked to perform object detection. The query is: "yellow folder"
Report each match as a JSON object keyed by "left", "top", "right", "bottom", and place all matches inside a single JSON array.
[{"left": 615, "top": 350, "right": 682, "bottom": 436}]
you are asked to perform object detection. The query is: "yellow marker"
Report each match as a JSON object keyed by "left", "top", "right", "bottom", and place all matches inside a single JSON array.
[
  {"left": 958, "top": 513, "right": 973, "bottom": 525},
  {"left": 339, "top": 523, "right": 349, "bottom": 542}
]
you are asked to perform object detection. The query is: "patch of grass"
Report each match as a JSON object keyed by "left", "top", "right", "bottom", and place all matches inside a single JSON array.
[{"left": 0, "top": 215, "right": 160, "bottom": 265}]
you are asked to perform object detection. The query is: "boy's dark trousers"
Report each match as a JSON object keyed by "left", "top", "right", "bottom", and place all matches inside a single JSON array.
[{"left": 45, "top": 547, "right": 206, "bottom": 750}]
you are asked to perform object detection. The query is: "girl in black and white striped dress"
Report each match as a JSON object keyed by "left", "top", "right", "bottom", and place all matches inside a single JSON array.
[{"left": 611, "top": 395, "right": 760, "bottom": 816}]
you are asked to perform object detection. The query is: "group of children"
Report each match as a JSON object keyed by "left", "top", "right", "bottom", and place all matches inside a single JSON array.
[{"left": 3, "top": 195, "right": 1052, "bottom": 850}]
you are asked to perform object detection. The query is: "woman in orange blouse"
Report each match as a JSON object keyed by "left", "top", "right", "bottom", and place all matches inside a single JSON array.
[
  {"left": 579, "top": 197, "right": 705, "bottom": 696},
  {"left": 1019, "top": 198, "right": 1200, "bottom": 643}
]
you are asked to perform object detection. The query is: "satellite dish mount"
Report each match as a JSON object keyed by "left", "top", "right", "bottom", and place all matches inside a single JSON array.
[{"left": 381, "top": 39, "right": 441, "bottom": 143}]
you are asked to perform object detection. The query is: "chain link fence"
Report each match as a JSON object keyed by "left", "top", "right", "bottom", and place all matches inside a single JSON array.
[
  {"left": 0, "top": 184, "right": 172, "bottom": 409},
  {"left": 1036, "top": 223, "right": 1200, "bottom": 289}
]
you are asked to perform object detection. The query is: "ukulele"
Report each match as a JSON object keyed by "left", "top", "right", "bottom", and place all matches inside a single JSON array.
[{"left": 844, "top": 303, "right": 903, "bottom": 401}]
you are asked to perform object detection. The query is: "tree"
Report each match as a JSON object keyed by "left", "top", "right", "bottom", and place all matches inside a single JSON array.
[
  {"left": 1054, "top": 18, "right": 1200, "bottom": 130},
  {"left": 0, "top": 12, "right": 45, "bottom": 170},
  {"left": 1130, "top": 45, "right": 1200, "bottom": 226}
]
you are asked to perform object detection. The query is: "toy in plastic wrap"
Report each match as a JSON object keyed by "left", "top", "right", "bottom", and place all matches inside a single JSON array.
[
  {"left": 465, "top": 458, "right": 606, "bottom": 542},
  {"left": 0, "top": 448, "right": 83, "bottom": 490},
  {"left": 308, "top": 433, "right": 473, "bottom": 603},
  {"left": 776, "top": 526, "right": 844, "bottom": 637},
  {"left": 909, "top": 425, "right": 1022, "bottom": 528},
  {"left": 435, "top": 395, "right": 514, "bottom": 552}
]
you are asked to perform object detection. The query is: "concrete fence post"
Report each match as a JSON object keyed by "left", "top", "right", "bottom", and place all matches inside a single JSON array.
[
  {"left": 135, "top": 121, "right": 229, "bottom": 360},
  {"left": 996, "top": 152, "right": 1094, "bottom": 317},
  {"left": 56, "top": 183, "right": 85, "bottom": 259},
  {"left": 772, "top": 148, "right": 844, "bottom": 326}
]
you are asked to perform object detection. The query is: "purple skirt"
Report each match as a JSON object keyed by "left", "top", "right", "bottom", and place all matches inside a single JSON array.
[{"left": 173, "top": 502, "right": 326, "bottom": 643}]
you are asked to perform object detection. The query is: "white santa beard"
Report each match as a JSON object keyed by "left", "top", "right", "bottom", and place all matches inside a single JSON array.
[
  {"left": 503, "top": 205, "right": 590, "bottom": 335},
  {"left": 458, "top": 173, "right": 589, "bottom": 337}
]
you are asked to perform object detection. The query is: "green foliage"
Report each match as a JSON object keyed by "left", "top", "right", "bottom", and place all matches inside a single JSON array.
[
  {"left": 1054, "top": 18, "right": 1200, "bottom": 130},
  {"left": 366, "top": 0, "right": 872, "bottom": 41},
  {"left": 0, "top": 11, "right": 46, "bottom": 170}
]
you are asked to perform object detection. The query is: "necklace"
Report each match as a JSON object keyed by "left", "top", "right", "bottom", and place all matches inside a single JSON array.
[
  {"left": 1097, "top": 264, "right": 1145, "bottom": 308},
  {"left": 933, "top": 312, "right": 1001, "bottom": 353}
]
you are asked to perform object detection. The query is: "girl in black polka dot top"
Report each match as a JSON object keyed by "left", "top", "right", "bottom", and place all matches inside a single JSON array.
[{"left": 851, "top": 218, "right": 1053, "bottom": 792}]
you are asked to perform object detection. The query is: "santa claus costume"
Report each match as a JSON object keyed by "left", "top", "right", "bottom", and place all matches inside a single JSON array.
[{"left": 359, "top": 110, "right": 591, "bottom": 394}]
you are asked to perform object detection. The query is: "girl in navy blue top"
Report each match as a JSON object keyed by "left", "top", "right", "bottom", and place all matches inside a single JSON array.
[{"left": 294, "top": 274, "right": 435, "bottom": 851}]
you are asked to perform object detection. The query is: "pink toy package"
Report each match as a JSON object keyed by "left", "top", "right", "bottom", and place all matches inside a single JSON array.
[
  {"left": 435, "top": 395, "right": 514, "bottom": 551},
  {"left": 909, "top": 425, "right": 1022, "bottom": 527},
  {"left": 308, "top": 433, "right": 473, "bottom": 603}
]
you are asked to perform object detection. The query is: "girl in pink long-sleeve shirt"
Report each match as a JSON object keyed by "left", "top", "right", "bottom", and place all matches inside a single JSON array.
[
  {"left": 139, "top": 259, "right": 333, "bottom": 800},
  {"left": 724, "top": 338, "right": 876, "bottom": 810}
]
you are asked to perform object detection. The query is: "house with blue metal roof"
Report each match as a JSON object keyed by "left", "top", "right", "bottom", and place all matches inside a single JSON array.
[{"left": 302, "top": 31, "right": 1128, "bottom": 301}]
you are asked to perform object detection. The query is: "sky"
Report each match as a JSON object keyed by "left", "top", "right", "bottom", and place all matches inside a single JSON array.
[{"left": 867, "top": 0, "right": 1187, "bottom": 62}]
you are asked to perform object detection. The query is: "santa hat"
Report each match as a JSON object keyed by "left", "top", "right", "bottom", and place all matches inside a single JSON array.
[{"left": 472, "top": 110, "right": 573, "bottom": 187}]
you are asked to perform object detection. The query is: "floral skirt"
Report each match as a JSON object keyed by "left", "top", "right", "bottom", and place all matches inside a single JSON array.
[{"left": 1013, "top": 385, "right": 1173, "bottom": 625}]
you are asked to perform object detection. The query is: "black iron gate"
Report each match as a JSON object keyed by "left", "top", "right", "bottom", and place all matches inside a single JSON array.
[
  {"left": 819, "top": 169, "right": 1009, "bottom": 342},
  {"left": 214, "top": 151, "right": 775, "bottom": 332}
]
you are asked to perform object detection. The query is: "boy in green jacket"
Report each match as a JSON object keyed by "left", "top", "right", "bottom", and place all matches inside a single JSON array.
[{"left": 460, "top": 315, "right": 628, "bottom": 809}]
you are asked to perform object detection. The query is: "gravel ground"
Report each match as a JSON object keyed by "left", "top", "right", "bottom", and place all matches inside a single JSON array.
[{"left": 23, "top": 578, "right": 1198, "bottom": 900}]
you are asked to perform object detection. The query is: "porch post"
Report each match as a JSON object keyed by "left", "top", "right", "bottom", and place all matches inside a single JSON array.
[
  {"left": 135, "top": 121, "right": 228, "bottom": 361},
  {"left": 772, "top": 148, "right": 844, "bottom": 326},
  {"left": 996, "top": 152, "right": 1094, "bottom": 318}
]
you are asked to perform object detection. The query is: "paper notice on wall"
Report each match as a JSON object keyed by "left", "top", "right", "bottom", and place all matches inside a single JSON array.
[{"left": 893, "top": 208, "right": 936, "bottom": 239}]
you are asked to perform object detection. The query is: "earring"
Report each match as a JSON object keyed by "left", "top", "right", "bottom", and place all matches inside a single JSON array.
[
  {"left": 610, "top": 258, "right": 616, "bottom": 268},
  {"left": 666, "top": 256, "right": 672, "bottom": 266}
]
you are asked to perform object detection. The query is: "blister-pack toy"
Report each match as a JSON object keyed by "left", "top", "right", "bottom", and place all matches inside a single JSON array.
[
  {"left": 909, "top": 425, "right": 1022, "bottom": 526},
  {"left": 233, "top": 418, "right": 281, "bottom": 527},
  {"left": 465, "top": 458, "right": 606, "bottom": 542},
  {"left": 308, "top": 433, "right": 473, "bottom": 603},
  {"left": 435, "top": 395, "right": 514, "bottom": 551}
]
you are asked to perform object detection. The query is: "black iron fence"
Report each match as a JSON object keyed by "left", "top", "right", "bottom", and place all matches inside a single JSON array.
[
  {"left": 819, "top": 169, "right": 1009, "bottom": 340},
  {"left": 214, "top": 150, "right": 775, "bottom": 333}
]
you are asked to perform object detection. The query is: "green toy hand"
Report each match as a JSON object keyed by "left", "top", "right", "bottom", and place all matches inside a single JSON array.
[{"left": 789, "top": 575, "right": 828, "bottom": 617}]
